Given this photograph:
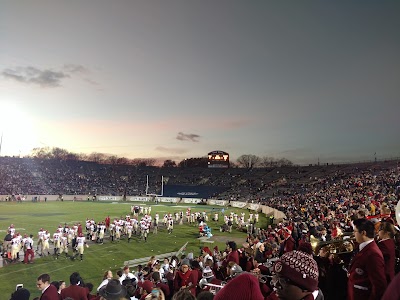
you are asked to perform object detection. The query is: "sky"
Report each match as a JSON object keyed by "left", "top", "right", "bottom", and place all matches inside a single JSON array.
[{"left": 1, "top": 1, "right": 399, "bottom": 165}]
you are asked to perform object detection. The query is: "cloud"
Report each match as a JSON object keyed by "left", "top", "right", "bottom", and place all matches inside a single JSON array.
[
  {"left": 155, "top": 146, "right": 189, "bottom": 154},
  {"left": 2, "top": 64, "right": 95, "bottom": 88},
  {"left": 2, "top": 66, "right": 69, "bottom": 88},
  {"left": 176, "top": 132, "right": 200, "bottom": 142},
  {"left": 63, "top": 64, "right": 88, "bottom": 73}
]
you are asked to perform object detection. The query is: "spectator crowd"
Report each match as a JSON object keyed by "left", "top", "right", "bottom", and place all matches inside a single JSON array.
[{"left": 3, "top": 157, "right": 400, "bottom": 299}]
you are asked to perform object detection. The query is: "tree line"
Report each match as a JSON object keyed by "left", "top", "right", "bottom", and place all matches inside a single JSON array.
[{"left": 27, "top": 147, "right": 294, "bottom": 168}]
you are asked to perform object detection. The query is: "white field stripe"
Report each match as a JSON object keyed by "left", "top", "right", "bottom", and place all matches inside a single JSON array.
[{"left": 0, "top": 261, "right": 74, "bottom": 277}]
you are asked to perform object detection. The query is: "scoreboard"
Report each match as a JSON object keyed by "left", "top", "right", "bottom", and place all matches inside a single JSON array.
[{"left": 208, "top": 150, "right": 229, "bottom": 168}]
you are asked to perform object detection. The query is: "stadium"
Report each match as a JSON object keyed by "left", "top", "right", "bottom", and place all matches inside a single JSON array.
[
  {"left": 1, "top": 155, "right": 400, "bottom": 299},
  {"left": 1, "top": 1, "right": 399, "bottom": 298}
]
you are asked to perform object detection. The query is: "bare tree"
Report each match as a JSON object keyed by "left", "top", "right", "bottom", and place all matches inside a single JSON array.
[
  {"left": 116, "top": 157, "right": 130, "bottom": 165},
  {"left": 65, "top": 152, "right": 79, "bottom": 160},
  {"left": 236, "top": 154, "right": 261, "bottom": 169},
  {"left": 143, "top": 158, "right": 156, "bottom": 166},
  {"left": 162, "top": 160, "right": 177, "bottom": 168},
  {"left": 260, "top": 156, "right": 276, "bottom": 167},
  {"left": 88, "top": 152, "right": 107, "bottom": 163},
  {"left": 51, "top": 147, "right": 69, "bottom": 160},
  {"left": 260, "top": 156, "right": 294, "bottom": 167},
  {"left": 277, "top": 158, "right": 293, "bottom": 167},
  {"left": 30, "top": 147, "right": 51, "bottom": 159},
  {"left": 130, "top": 158, "right": 156, "bottom": 167}
]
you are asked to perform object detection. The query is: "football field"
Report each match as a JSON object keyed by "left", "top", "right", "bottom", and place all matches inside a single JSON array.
[{"left": 0, "top": 201, "right": 262, "bottom": 298}]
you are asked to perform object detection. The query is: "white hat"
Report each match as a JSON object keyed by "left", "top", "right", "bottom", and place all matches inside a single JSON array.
[{"left": 202, "top": 266, "right": 214, "bottom": 279}]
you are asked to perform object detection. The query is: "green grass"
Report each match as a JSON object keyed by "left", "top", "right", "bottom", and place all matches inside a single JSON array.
[{"left": 0, "top": 201, "right": 266, "bottom": 298}]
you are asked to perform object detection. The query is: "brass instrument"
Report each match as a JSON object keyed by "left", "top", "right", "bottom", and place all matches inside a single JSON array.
[
  {"left": 250, "top": 268, "right": 273, "bottom": 284},
  {"left": 198, "top": 278, "right": 225, "bottom": 295},
  {"left": 310, "top": 235, "right": 355, "bottom": 257}
]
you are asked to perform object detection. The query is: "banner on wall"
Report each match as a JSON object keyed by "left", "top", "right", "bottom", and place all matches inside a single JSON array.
[
  {"left": 163, "top": 185, "right": 228, "bottom": 199},
  {"left": 129, "top": 196, "right": 151, "bottom": 202},
  {"left": 98, "top": 196, "right": 122, "bottom": 201},
  {"left": 208, "top": 199, "right": 228, "bottom": 206},
  {"left": 158, "top": 197, "right": 178, "bottom": 203},
  {"left": 231, "top": 201, "right": 247, "bottom": 208},
  {"left": 182, "top": 198, "right": 203, "bottom": 204},
  {"left": 248, "top": 203, "right": 260, "bottom": 211}
]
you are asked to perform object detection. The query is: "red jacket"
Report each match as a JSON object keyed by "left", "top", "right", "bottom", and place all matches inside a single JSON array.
[
  {"left": 60, "top": 284, "right": 88, "bottom": 300},
  {"left": 40, "top": 284, "right": 60, "bottom": 300},
  {"left": 223, "top": 250, "right": 239, "bottom": 267},
  {"left": 378, "top": 238, "right": 396, "bottom": 283},
  {"left": 173, "top": 269, "right": 196, "bottom": 296},
  {"left": 348, "top": 241, "right": 387, "bottom": 300},
  {"left": 155, "top": 282, "right": 170, "bottom": 298},
  {"left": 282, "top": 236, "right": 296, "bottom": 254}
]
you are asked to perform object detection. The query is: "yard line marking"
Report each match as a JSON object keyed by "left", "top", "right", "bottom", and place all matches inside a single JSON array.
[{"left": 0, "top": 261, "right": 72, "bottom": 277}]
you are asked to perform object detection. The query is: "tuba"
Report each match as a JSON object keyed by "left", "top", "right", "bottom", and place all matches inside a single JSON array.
[
  {"left": 395, "top": 200, "right": 400, "bottom": 226},
  {"left": 311, "top": 234, "right": 355, "bottom": 258}
]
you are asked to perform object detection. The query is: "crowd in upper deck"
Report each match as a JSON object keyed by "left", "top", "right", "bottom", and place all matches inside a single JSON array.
[{"left": 0, "top": 157, "right": 399, "bottom": 202}]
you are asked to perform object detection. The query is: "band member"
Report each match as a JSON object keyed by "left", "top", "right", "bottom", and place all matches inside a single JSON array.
[
  {"left": 222, "top": 241, "right": 239, "bottom": 267},
  {"left": 348, "top": 219, "right": 387, "bottom": 300},
  {"left": 200, "top": 266, "right": 223, "bottom": 294},
  {"left": 213, "top": 273, "right": 264, "bottom": 300},
  {"left": 37, "top": 273, "right": 59, "bottom": 300},
  {"left": 173, "top": 259, "right": 197, "bottom": 296},
  {"left": 377, "top": 221, "right": 396, "bottom": 283},
  {"left": 272, "top": 250, "right": 321, "bottom": 300},
  {"left": 280, "top": 227, "right": 296, "bottom": 255}
]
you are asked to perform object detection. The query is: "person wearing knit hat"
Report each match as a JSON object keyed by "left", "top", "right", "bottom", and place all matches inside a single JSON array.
[
  {"left": 213, "top": 246, "right": 219, "bottom": 256},
  {"left": 202, "top": 266, "right": 214, "bottom": 279},
  {"left": 198, "top": 265, "right": 224, "bottom": 294},
  {"left": 202, "top": 247, "right": 212, "bottom": 256},
  {"left": 202, "top": 247, "right": 214, "bottom": 265},
  {"left": 273, "top": 250, "right": 321, "bottom": 300},
  {"left": 173, "top": 258, "right": 197, "bottom": 296},
  {"left": 139, "top": 280, "right": 154, "bottom": 294},
  {"left": 214, "top": 273, "right": 263, "bottom": 300}
]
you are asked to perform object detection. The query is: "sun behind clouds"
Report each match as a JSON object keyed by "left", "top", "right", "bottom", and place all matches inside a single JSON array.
[{"left": 0, "top": 102, "right": 39, "bottom": 156}]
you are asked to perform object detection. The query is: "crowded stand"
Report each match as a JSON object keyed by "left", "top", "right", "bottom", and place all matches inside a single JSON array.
[{"left": 2, "top": 157, "right": 400, "bottom": 299}]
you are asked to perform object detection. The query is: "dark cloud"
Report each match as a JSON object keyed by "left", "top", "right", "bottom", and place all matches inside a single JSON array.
[
  {"left": 176, "top": 132, "right": 200, "bottom": 142},
  {"left": 2, "top": 64, "right": 94, "bottom": 88},
  {"left": 2, "top": 66, "right": 69, "bottom": 88}
]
